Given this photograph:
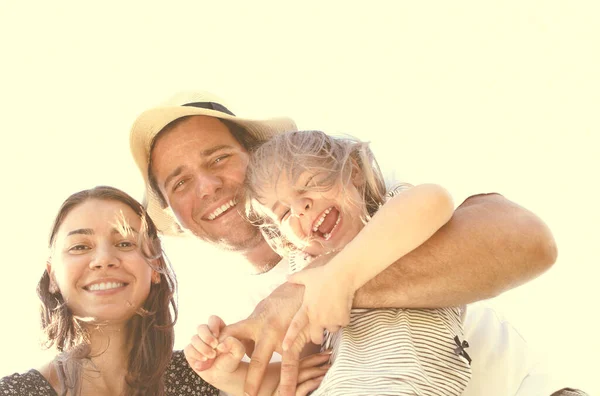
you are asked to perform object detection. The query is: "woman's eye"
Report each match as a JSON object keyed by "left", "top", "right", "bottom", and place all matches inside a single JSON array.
[
  {"left": 69, "top": 244, "right": 90, "bottom": 252},
  {"left": 116, "top": 241, "right": 135, "bottom": 249}
]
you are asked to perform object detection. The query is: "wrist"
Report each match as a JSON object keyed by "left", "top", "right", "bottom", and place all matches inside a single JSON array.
[{"left": 325, "top": 259, "right": 360, "bottom": 295}]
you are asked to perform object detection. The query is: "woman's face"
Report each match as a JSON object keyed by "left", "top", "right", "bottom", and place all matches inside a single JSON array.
[
  {"left": 47, "top": 199, "right": 154, "bottom": 325},
  {"left": 257, "top": 168, "right": 366, "bottom": 256}
]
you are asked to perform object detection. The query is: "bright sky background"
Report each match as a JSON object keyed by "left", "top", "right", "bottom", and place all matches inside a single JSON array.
[{"left": 0, "top": 1, "right": 598, "bottom": 393}]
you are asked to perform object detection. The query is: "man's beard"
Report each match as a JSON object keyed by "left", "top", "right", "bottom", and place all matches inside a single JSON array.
[{"left": 194, "top": 221, "right": 265, "bottom": 252}]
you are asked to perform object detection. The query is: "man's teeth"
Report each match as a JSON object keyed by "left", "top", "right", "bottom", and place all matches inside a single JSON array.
[
  {"left": 88, "top": 282, "right": 125, "bottom": 291},
  {"left": 322, "top": 215, "right": 341, "bottom": 240},
  {"left": 207, "top": 199, "right": 237, "bottom": 220},
  {"left": 312, "top": 207, "right": 332, "bottom": 232}
]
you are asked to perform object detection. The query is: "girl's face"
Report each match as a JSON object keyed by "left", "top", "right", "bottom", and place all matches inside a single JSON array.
[
  {"left": 257, "top": 168, "right": 366, "bottom": 256},
  {"left": 47, "top": 199, "right": 154, "bottom": 325}
]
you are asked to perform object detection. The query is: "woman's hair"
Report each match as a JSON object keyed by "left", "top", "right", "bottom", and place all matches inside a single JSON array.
[
  {"left": 244, "top": 130, "right": 387, "bottom": 255},
  {"left": 38, "top": 186, "right": 178, "bottom": 396}
]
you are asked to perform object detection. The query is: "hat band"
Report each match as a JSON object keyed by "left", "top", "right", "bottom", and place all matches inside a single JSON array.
[{"left": 183, "top": 101, "right": 235, "bottom": 116}]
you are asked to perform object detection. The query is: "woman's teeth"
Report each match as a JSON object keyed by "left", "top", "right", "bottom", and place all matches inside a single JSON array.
[
  {"left": 88, "top": 282, "right": 125, "bottom": 291},
  {"left": 312, "top": 207, "right": 332, "bottom": 232}
]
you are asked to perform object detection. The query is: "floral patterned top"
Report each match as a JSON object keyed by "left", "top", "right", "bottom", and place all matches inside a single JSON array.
[{"left": 0, "top": 350, "right": 219, "bottom": 395}]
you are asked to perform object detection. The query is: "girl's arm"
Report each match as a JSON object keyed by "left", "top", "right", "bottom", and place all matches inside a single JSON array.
[
  {"left": 330, "top": 183, "right": 453, "bottom": 292},
  {"left": 283, "top": 183, "right": 454, "bottom": 348}
]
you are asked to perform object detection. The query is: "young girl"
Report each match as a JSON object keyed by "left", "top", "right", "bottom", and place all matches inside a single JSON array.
[
  {"left": 241, "top": 130, "right": 473, "bottom": 395},
  {"left": 0, "top": 186, "right": 218, "bottom": 396}
]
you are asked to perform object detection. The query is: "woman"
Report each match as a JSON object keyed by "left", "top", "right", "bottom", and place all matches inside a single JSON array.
[{"left": 0, "top": 186, "right": 325, "bottom": 395}]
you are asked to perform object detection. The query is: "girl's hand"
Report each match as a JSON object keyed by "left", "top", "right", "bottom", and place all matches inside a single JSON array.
[
  {"left": 272, "top": 350, "right": 331, "bottom": 396},
  {"left": 283, "top": 265, "right": 355, "bottom": 349},
  {"left": 184, "top": 315, "right": 246, "bottom": 373}
]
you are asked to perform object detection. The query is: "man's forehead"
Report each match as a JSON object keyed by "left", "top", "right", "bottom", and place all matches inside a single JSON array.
[{"left": 156, "top": 116, "right": 230, "bottom": 146}]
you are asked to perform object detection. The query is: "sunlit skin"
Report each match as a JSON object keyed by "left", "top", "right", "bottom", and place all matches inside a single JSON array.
[
  {"left": 151, "top": 116, "right": 265, "bottom": 251},
  {"left": 256, "top": 169, "right": 366, "bottom": 257},
  {"left": 47, "top": 199, "right": 154, "bottom": 325}
]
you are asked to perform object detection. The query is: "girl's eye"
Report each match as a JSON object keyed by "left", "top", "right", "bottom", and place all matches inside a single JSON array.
[
  {"left": 305, "top": 175, "right": 316, "bottom": 187},
  {"left": 280, "top": 210, "right": 290, "bottom": 222}
]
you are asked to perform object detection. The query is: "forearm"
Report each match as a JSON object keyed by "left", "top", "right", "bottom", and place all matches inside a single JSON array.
[
  {"left": 353, "top": 193, "right": 558, "bottom": 308},
  {"left": 328, "top": 183, "right": 454, "bottom": 292},
  {"left": 199, "top": 362, "right": 281, "bottom": 396}
]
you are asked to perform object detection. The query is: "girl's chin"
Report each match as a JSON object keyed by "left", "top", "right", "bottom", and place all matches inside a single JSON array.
[{"left": 304, "top": 243, "right": 339, "bottom": 257}]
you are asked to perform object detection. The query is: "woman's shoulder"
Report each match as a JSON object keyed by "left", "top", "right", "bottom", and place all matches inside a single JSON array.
[
  {"left": 165, "top": 350, "right": 219, "bottom": 396},
  {"left": 0, "top": 369, "right": 56, "bottom": 395}
]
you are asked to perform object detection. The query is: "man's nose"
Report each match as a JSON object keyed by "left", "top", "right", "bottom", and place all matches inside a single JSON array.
[
  {"left": 195, "top": 173, "right": 223, "bottom": 199},
  {"left": 89, "top": 246, "right": 120, "bottom": 270}
]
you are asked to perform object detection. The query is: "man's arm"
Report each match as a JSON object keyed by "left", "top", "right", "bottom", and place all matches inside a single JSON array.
[
  {"left": 225, "top": 193, "right": 557, "bottom": 396},
  {"left": 354, "top": 192, "right": 557, "bottom": 308}
]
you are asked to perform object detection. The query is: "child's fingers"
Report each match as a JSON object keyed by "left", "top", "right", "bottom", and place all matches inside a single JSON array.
[
  {"left": 214, "top": 336, "right": 246, "bottom": 372},
  {"left": 196, "top": 324, "right": 219, "bottom": 349},
  {"left": 184, "top": 344, "right": 214, "bottom": 372},
  {"left": 298, "top": 350, "right": 332, "bottom": 369},
  {"left": 283, "top": 307, "right": 309, "bottom": 351},
  {"left": 309, "top": 324, "right": 325, "bottom": 346},
  {"left": 190, "top": 334, "right": 217, "bottom": 359},
  {"left": 297, "top": 363, "right": 330, "bottom": 384},
  {"left": 218, "top": 336, "right": 246, "bottom": 359},
  {"left": 296, "top": 374, "right": 326, "bottom": 396},
  {"left": 207, "top": 315, "right": 226, "bottom": 338},
  {"left": 325, "top": 324, "right": 341, "bottom": 334}
]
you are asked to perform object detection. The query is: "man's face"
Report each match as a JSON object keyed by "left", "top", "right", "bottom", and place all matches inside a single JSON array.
[{"left": 150, "top": 116, "right": 262, "bottom": 250}]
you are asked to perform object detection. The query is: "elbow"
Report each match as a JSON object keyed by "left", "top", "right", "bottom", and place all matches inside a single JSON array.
[
  {"left": 429, "top": 184, "right": 455, "bottom": 224},
  {"left": 516, "top": 210, "right": 558, "bottom": 278},
  {"left": 534, "top": 221, "right": 558, "bottom": 272}
]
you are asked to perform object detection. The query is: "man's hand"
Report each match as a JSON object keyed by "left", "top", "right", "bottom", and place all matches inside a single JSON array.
[
  {"left": 221, "top": 281, "right": 309, "bottom": 396},
  {"left": 222, "top": 253, "right": 338, "bottom": 396},
  {"left": 283, "top": 265, "right": 354, "bottom": 349},
  {"left": 271, "top": 350, "right": 332, "bottom": 396}
]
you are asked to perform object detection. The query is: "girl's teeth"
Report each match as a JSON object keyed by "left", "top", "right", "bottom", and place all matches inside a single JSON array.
[
  {"left": 322, "top": 213, "right": 341, "bottom": 240},
  {"left": 312, "top": 207, "right": 333, "bottom": 232}
]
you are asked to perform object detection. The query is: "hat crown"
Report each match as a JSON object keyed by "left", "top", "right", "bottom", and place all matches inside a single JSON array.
[{"left": 161, "top": 90, "right": 230, "bottom": 109}]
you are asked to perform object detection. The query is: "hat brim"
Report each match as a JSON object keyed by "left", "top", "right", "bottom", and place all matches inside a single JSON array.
[{"left": 130, "top": 104, "right": 297, "bottom": 235}]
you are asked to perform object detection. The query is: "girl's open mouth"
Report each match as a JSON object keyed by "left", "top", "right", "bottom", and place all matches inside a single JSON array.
[{"left": 311, "top": 206, "right": 342, "bottom": 240}]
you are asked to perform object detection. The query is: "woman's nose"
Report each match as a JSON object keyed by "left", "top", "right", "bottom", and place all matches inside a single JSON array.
[{"left": 89, "top": 247, "right": 120, "bottom": 270}]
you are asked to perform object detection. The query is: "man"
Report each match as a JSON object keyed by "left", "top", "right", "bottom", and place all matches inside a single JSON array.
[{"left": 130, "top": 91, "right": 562, "bottom": 395}]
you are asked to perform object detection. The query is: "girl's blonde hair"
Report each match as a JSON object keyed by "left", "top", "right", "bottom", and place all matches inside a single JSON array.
[{"left": 245, "top": 130, "right": 387, "bottom": 255}]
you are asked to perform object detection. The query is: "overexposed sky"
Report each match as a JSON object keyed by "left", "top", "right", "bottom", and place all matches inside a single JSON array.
[{"left": 0, "top": 1, "right": 598, "bottom": 393}]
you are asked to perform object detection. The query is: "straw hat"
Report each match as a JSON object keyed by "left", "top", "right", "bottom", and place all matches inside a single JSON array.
[{"left": 129, "top": 91, "right": 297, "bottom": 235}]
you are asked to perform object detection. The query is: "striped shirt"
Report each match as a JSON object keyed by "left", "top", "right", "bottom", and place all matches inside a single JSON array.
[{"left": 288, "top": 183, "right": 472, "bottom": 395}]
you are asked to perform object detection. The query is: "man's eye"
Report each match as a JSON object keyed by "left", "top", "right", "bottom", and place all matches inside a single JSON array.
[
  {"left": 173, "top": 179, "right": 186, "bottom": 192},
  {"left": 214, "top": 154, "right": 230, "bottom": 164}
]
